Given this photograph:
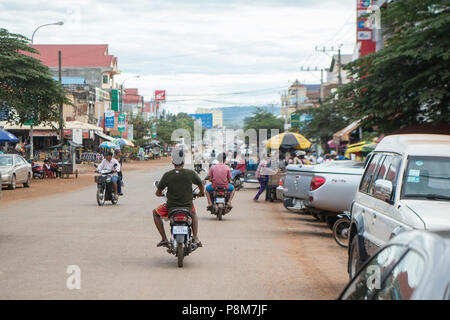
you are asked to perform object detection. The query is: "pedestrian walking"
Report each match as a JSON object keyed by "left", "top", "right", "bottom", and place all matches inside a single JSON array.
[{"left": 253, "top": 153, "right": 271, "bottom": 201}]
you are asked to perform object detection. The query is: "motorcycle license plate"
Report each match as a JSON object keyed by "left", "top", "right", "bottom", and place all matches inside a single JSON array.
[
  {"left": 216, "top": 197, "right": 226, "bottom": 204},
  {"left": 173, "top": 226, "right": 189, "bottom": 235}
]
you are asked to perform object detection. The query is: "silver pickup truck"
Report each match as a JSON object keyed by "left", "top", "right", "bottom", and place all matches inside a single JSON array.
[{"left": 281, "top": 161, "right": 365, "bottom": 218}]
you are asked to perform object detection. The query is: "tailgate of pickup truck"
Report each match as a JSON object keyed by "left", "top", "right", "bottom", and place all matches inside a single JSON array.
[{"left": 283, "top": 165, "right": 314, "bottom": 199}]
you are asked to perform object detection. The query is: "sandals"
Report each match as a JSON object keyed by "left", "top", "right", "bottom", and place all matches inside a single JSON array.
[
  {"left": 157, "top": 240, "right": 170, "bottom": 248},
  {"left": 195, "top": 241, "right": 203, "bottom": 248}
]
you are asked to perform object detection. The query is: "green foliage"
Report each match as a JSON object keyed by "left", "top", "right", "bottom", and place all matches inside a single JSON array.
[
  {"left": 0, "top": 28, "right": 69, "bottom": 125},
  {"left": 294, "top": 104, "right": 350, "bottom": 149},
  {"left": 331, "top": 0, "right": 450, "bottom": 133},
  {"left": 243, "top": 108, "right": 284, "bottom": 136}
]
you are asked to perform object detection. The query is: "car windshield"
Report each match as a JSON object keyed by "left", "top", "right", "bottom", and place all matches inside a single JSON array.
[
  {"left": 402, "top": 156, "right": 450, "bottom": 201},
  {"left": 0, "top": 156, "right": 13, "bottom": 167}
]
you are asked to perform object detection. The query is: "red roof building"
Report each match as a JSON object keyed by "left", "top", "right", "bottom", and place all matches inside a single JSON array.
[{"left": 25, "top": 44, "right": 120, "bottom": 89}]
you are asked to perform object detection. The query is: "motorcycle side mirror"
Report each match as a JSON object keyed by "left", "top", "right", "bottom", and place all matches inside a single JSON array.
[
  {"left": 153, "top": 181, "right": 159, "bottom": 187},
  {"left": 113, "top": 163, "right": 118, "bottom": 167},
  {"left": 94, "top": 164, "right": 98, "bottom": 168}
]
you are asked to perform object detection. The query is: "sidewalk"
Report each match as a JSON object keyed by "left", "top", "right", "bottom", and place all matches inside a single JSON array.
[{"left": 0, "top": 157, "right": 170, "bottom": 206}]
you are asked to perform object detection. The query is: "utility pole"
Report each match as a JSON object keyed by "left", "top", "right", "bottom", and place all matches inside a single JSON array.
[
  {"left": 58, "top": 50, "right": 64, "bottom": 161},
  {"left": 315, "top": 44, "right": 344, "bottom": 87},
  {"left": 299, "top": 66, "right": 328, "bottom": 105}
]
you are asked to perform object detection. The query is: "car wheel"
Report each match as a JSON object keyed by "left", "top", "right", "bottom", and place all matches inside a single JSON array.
[
  {"left": 349, "top": 235, "right": 362, "bottom": 279},
  {"left": 8, "top": 174, "right": 16, "bottom": 190},
  {"left": 23, "top": 173, "right": 31, "bottom": 187}
]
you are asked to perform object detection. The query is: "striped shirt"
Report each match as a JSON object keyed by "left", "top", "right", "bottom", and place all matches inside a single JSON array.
[{"left": 255, "top": 159, "right": 268, "bottom": 179}]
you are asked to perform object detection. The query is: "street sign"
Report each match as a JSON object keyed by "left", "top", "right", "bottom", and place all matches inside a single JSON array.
[
  {"left": 155, "top": 90, "right": 166, "bottom": 102},
  {"left": 290, "top": 114, "right": 300, "bottom": 127},
  {"left": 111, "top": 89, "right": 119, "bottom": 111},
  {"left": 24, "top": 120, "right": 34, "bottom": 126}
]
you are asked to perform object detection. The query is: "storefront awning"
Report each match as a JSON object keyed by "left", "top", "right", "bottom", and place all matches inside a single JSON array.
[
  {"left": 333, "top": 120, "right": 361, "bottom": 145},
  {"left": 95, "top": 132, "right": 115, "bottom": 142}
]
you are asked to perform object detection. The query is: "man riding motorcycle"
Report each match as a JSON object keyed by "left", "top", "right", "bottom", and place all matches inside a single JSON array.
[
  {"left": 205, "top": 152, "right": 235, "bottom": 210},
  {"left": 153, "top": 148, "right": 205, "bottom": 248},
  {"left": 96, "top": 151, "right": 120, "bottom": 200}
]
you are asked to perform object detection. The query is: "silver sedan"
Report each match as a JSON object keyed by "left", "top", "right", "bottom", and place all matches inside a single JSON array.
[{"left": 0, "top": 154, "right": 32, "bottom": 190}]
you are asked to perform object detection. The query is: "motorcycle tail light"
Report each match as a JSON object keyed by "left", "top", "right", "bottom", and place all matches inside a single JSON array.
[
  {"left": 173, "top": 213, "right": 188, "bottom": 222},
  {"left": 217, "top": 191, "right": 224, "bottom": 195},
  {"left": 279, "top": 179, "right": 284, "bottom": 186},
  {"left": 310, "top": 176, "right": 326, "bottom": 191}
]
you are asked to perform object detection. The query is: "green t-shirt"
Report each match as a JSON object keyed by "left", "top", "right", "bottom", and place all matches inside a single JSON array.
[{"left": 158, "top": 168, "right": 202, "bottom": 209}]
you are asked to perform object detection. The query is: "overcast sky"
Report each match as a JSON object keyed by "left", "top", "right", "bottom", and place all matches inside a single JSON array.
[{"left": 1, "top": 0, "right": 356, "bottom": 114}]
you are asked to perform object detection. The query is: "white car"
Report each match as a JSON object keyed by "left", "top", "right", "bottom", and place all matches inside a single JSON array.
[
  {"left": 0, "top": 154, "right": 32, "bottom": 190},
  {"left": 348, "top": 134, "right": 450, "bottom": 278}
]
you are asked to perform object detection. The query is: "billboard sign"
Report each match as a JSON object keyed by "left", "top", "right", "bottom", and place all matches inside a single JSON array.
[
  {"left": 105, "top": 110, "right": 115, "bottom": 128},
  {"left": 118, "top": 113, "right": 126, "bottom": 132},
  {"left": 357, "top": 31, "right": 372, "bottom": 40},
  {"left": 155, "top": 90, "right": 166, "bottom": 102},
  {"left": 189, "top": 113, "right": 213, "bottom": 129}
]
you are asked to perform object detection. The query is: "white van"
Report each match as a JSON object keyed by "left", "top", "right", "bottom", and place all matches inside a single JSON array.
[{"left": 348, "top": 134, "right": 450, "bottom": 278}]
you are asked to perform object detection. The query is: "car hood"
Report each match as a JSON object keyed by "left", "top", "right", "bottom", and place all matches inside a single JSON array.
[{"left": 402, "top": 199, "right": 450, "bottom": 230}]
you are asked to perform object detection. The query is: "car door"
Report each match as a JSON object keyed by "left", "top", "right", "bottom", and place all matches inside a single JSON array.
[
  {"left": 370, "top": 154, "right": 404, "bottom": 244},
  {"left": 354, "top": 152, "right": 385, "bottom": 256},
  {"left": 13, "top": 155, "right": 25, "bottom": 181}
]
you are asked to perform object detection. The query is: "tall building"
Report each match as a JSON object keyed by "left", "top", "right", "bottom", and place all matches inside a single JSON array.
[{"left": 195, "top": 108, "right": 223, "bottom": 128}]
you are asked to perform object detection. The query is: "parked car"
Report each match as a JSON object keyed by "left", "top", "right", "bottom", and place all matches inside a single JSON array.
[
  {"left": 339, "top": 230, "right": 450, "bottom": 300},
  {"left": 0, "top": 154, "right": 32, "bottom": 189},
  {"left": 281, "top": 161, "right": 365, "bottom": 216},
  {"left": 348, "top": 134, "right": 450, "bottom": 278}
]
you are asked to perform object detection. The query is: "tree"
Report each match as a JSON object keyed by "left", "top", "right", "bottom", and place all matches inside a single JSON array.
[
  {"left": 294, "top": 104, "right": 350, "bottom": 151},
  {"left": 243, "top": 108, "right": 284, "bottom": 136},
  {"left": 0, "top": 28, "right": 69, "bottom": 125},
  {"left": 331, "top": 0, "right": 450, "bottom": 133}
]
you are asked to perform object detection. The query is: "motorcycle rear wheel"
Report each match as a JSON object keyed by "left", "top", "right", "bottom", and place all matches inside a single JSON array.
[
  {"left": 177, "top": 245, "right": 184, "bottom": 268},
  {"left": 217, "top": 208, "right": 223, "bottom": 221},
  {"left": 333, "top": 218, "right": 350, "bottom": 248}
]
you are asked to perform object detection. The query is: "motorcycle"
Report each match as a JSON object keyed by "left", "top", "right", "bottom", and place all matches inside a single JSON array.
[
  {"left": 208, "top": 187, "right": 231, "bottom": 220},
  {"left": 232, "top": 171, "right": 244, "bottom": 191},
  {"left": 333, "top": 211, "right": 351, "bottom": 248},
  {"left": 194, "top": 162, "right": 206, "bottom": 174},
  {"left": 94, "top": 164, "right": 118, "bottom": 206},
  {"left": 31, "top": 161, "right": 44, "bottom": 179},
  {"left": 153, "top": 181, "right": 200, "bottom": 268}
]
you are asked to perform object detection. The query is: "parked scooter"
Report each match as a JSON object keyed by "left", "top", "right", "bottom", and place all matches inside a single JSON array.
[
  {"left": 153, "top": 181, "right": 200, "bottom": 268},
  {"left": 94, "top": 164, "right": 118, "bottom": 206},
  {"left": 333, "top": 211, "right": 351, "bottom": 248},
  {"left": 31, "top": 161, "right": 44, "bottom": 179},
  {"left": 194, "top": 162, "right": 206, "bottom": 174}
]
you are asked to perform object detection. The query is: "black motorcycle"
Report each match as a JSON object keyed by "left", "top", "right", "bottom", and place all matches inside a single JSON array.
[
  {"left": 194, "top": 162, "right": 206, "bottom": 174},
  {"left": 154, "top": 181, "right": 200, "bottom": 268},
  {"left": 95, "top": 164, "right": 118, "bottom": 206},
  {"left": 232, "top": 171, "right": 244, "bottom": 191},
  {"left": 209, "top": 187, "right": 231, "bottom": 221},
  {"left": 333, "top": 211, "right": 351, "bottom": 248}
]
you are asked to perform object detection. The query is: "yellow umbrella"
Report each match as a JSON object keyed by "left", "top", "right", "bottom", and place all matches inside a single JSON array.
[{"left": 266, "top": 132, "right": 311, "bottom": 150}]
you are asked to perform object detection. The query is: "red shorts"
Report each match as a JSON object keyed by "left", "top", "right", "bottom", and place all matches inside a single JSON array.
[{"left": 154, "top": 203, "right": 196, "bottom": 218}]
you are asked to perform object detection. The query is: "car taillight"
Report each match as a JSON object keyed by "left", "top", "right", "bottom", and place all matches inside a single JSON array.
[
  {"left": 173, "top": 213, "right": 188, "bottom": 222},
  {"left": 310, "top": 176, "right": 326, "bottom": 191}
]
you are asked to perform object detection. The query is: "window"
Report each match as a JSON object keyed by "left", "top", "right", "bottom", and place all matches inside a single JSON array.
[
  {"left": 103, "top": 75, "right": 108, "bottom": 84},
  {"left": 369, "top": 155, "right": 388, "bottom": 194},
  {"left": 341, "top": 244, "right": 408, "bottom": 300},
  {"left": 375, "top": 250, "right": 425, "bottom": 300},
  {"left": 0, "top": 155, "right": 13, "bottom": 166},
  {"left": 359, "top": 153, "right": 383, "bottom": 193},
  {"left": 401, "top": 156, "right": 450, "bottom": 201}
]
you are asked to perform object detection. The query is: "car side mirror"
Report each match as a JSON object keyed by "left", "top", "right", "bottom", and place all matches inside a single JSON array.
[{"left": 374, "top": 179, "right": 393, "bottom": 202}]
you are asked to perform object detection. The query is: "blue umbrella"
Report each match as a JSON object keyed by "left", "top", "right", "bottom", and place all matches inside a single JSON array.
[
  {"left": 99, "top": 141, "right": 115, "bottom": 149},
  {"left": 0, "top": 130, "right": 19, "bottom": 143}
]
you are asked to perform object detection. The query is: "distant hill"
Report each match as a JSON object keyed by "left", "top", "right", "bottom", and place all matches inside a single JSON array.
[{"left": 218, "top": 106, "right": 281, "bottom": 128}]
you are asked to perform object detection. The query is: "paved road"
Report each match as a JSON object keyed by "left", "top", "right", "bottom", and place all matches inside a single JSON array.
[{"left": 0, "top": 164, "right": 348, "bottom": 299}]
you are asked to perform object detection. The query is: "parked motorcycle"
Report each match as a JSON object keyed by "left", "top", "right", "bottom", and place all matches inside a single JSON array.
[
  {"left": 94, "top": 164, "right": 118, "bottom": 206},
  {"left": 208, "top": 187, "right": 231, "bottom": 220},
  {"left": 333, "top": 211, "right": 351, "bottom": 248},
  {"left": 31, "top": 161, "right": 44, "bottom": 179},
  {"left": 153, "top": 181, "right": 200, "bottom": 268}
]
